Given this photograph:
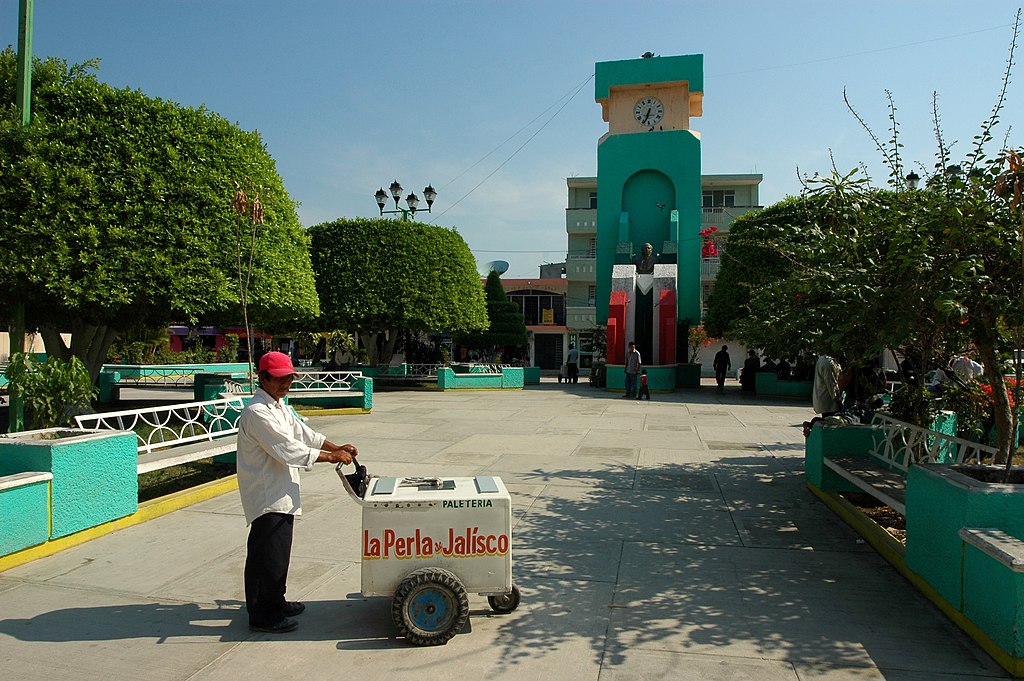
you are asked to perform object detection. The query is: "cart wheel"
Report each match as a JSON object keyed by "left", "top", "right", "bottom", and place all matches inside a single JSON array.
[
  {"left": 487, "top": 582, "right": 521, "bottom": 614},
  {"left": 392, "top": 567, "right": 469, "bottom": 646}
]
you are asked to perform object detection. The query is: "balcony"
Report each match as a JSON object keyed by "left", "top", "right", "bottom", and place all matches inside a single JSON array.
[
  {"left": 701, "top": 205, "right": 760, "bottom": 227},
  {"left": 566, "top": 251, "right": 596, "bottom": 282},
  {"left": 701, "top": 257, "right": 721, "bottom": 280},
  {"left": 566, "top": 306, "right": 596, "bottom": 329},
  {"left": 566, "top": 208, "right": 597, "bottom": 235}
]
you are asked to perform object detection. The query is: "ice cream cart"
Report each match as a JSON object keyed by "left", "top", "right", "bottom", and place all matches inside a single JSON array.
[{"left": 337, "top": 463, "right": 520, "bottom": 645}]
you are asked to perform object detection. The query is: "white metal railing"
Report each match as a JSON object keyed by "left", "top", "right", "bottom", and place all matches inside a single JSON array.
[
  {"left": 75, "top": 396, "right": 247, "bottom": 455},
  {"left": 870, "top": 413, "right": 999, "bottom": 473},
  {"left": 404, "top": 364, "right": 442, "bottom": 378},
  {"left": 701, "top": 257, "right": 721, "bottom": 279},
  {"left": 289, "top": 371, "right": 362, "bottom": 392},
  {"left": 221, "top": 379, "right": 249, "bottom": 395},
  {"left": 222, "top": 371, "right": 363, "bottom": 393}
]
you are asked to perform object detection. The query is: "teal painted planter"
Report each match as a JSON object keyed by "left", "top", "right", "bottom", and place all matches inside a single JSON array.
[
  {"left": 97, "top": 371, "right": 121, "bottom": 402},
  {"left": 0, "top": 428, "right": 138, "bottom": 539},
  {"left": 103, "top": 362, "right": 251, "bottom": 376},
  {"left": 606, "top": 365, "right": 625, "bottom": 392},
  {"left": 194, "top": 372, "right": 248, "bottom": 402},
  {"left": 645, "top": 365, "right": 677, "bottom": 391},
  {"left": 906, "top": 465, "right": 1024, "bottom": 610},
  {"left": 606, "top": 365, "right": 677, "bottom": 392},
  {"left": 755, "top": 372, "right": 812, "bottom": 400},
  {"left": 437, "top": 368, "right": 523, "bottom": 391},
  {"left": 523, "top": 367, "right": 541, "bottom": 385},
  {"left": 960, "top": 530, "right": 1024, "bottom": 661},
  {"left": 777, "top": 380, "right": 812, "bottom": 400},
  {"left": 0, "top": 472, "right": 52, "bottom": 555},
  {"left": 803, "top": 424, "right": 878, "bottom": 492},
  {"left": 755, "top": 372, "right": 778, "bottom": 394},
  {"left": 676, "top": 363, "right": 701, "bottom": 389}
]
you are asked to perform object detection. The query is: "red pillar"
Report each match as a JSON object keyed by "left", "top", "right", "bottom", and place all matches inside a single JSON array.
[
  {"left": 608, "top": 291, "right": 627, "bottom": 365},
  {"left": 659, "top": 289, "right": 677, "bottom": 364}
]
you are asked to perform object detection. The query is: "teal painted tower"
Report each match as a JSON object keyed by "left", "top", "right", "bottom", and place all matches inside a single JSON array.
[{"left": 594, "top": 54, "right": 703, "bottom": 368}]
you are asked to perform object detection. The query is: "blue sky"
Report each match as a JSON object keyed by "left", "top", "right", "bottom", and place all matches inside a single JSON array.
[{"left": 2, "top": 1, "right": 1022, "bottom": 277}]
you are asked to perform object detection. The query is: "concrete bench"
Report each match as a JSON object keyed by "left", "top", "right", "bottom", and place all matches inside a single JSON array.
[
  {"left": 822, "top": 413, "right": 997, "bottom": 515},
  {"left": 74, "top": 396, "right": 246, "bottom": 474}
]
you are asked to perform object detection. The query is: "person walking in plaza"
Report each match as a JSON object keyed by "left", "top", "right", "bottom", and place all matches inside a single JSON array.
[
  {"left": 636, "top": 368, "right": 651, "bottom": 400},
  {"left": 624, "top": 341, "right": 642, "bottom": 398},
  {"left": 237, "top": 351, "right": 359, "bottom": 633},
  {"left": 566, "top": 343, "right": 580, "bottom": 384},
  {"left": 713, "top": 344, "right": 731, "bottom": 393}
]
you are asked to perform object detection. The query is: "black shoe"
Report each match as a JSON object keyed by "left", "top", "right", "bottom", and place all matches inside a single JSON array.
[
  {"left": 283, "top": 601, "right": 305, "bottom": 617},
  {"left": 250, "top": 617, "right": 298, "bottom": 633}
]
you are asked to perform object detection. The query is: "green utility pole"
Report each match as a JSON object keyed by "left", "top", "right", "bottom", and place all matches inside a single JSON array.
[{"left": 9, "top": 0, "right": 33, "bottom": 432}]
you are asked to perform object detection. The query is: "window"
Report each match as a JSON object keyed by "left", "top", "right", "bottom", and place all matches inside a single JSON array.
[
  {"left": 508, "top": 290, "right": 566, "bottom": 326},
  {"left": 702, "top": 190, "right": 735, "bottom": 207},
  {"left": 588, "top": 192, "right": 597, "bottom": 209},
  {"left": 588, "top": 238, "right": 596, "bottom": 258},
  {"left": 587, "top": 285, "right": 596, "bottom": 306}
]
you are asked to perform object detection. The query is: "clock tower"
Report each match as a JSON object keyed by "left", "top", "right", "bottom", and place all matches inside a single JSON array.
[{"left": 594, "top": 53, "right": 703, "bottom": 388}]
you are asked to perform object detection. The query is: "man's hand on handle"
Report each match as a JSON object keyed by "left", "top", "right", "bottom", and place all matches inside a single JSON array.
[{"left": 318, "top": 441, "right": 358, "bottom": 465}]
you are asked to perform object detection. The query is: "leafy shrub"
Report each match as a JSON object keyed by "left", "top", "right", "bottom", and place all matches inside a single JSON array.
[{"left": 5, "top": 353, "right": 97, "bottom": 429}]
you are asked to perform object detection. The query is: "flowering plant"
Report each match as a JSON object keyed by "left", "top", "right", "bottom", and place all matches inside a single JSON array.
[
  {"left": 699, "top": 226, "right": 719, "bottom": 258},
  {"left": 687, "top": 324, "right": 715, "bottom": 363},
  {"left": 945, "top": 378, "right": 1018, "bottom": 443}
]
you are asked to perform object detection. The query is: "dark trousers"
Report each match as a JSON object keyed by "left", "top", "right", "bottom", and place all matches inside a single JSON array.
[
  {"left": 715, "top": 370, "right": 727, "bottom": 390},
  {"left": 245, "top": 512, "right": 294, "bottom": 627},
  {"left": 625, "top": 372, "right": 638, "bottom": 397},
  {"left": 566, "top": 362, "right": 578, "bottom": 384}
]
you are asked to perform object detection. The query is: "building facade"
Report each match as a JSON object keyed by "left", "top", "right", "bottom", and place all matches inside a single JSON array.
[{"left": 565, "top": 172, "right": 762, "bottom": 358}]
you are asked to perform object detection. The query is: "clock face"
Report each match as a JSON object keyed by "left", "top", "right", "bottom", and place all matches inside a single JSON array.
[{"left": 634, "top": 96, "right": 664, "bottom": 127}]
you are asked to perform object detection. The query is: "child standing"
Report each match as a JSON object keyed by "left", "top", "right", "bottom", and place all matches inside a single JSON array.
[{"left": 636, "top": 369, "right": 651, "bottom": 400}]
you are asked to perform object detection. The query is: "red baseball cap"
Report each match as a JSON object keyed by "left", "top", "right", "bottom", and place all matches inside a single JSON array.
[{"left": 258, "top": 351, "right": 296, "bottom": 377}]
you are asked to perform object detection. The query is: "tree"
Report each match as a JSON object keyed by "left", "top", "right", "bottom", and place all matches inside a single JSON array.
[
  {"left": 458, "top": 271, "right": 529, "bottom": 358},
  {"left": 307, "top": 217, "right": 487, "bottom": 365},
  {"left": 0, "top": 50, "right": 319, "bottom": 381}
]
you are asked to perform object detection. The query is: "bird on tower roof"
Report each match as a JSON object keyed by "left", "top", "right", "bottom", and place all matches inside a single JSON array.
[{"left": 641, "top": 51, "right": 656, "bottom": 58}]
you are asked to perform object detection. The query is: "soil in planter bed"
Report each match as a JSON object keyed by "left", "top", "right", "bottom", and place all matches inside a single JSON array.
[
  {"left": 953, "top": 464, "right": 1024, "bottom": 484},
  {"left": 138, "top": 460, "right": 235, "bottom": 503},
  {"left": 840, "top": 492, "right": 907, "bottom": 545}
]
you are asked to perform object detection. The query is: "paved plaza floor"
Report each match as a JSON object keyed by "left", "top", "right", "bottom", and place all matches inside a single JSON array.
[{"left": 0, "top": 380, "right": 1010, "bottom": 680}]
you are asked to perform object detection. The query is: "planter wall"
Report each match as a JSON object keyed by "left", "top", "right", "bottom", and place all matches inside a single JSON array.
[
  {"left": 0, "top": 472, "right": 52, "bottom": 554},
  {"left": 906, "top": 465, "right": 1024, "bottom": 611},
  {"left": 803, "top": 424, "right": 878, "bottom": 492},
  {"left": 437, "top": 367, "right": 523, "bottom": 391},
  {"left": 756, "top": 372, "right": 812, "bottom": 400},
  {"left": 960, "top": 529, "right": 1024, "bottom": 662},
  {"left": 523, "top": 367, "right": 541, "bottom": 385},
  {"left": 0, "top": 428, "right": 138, "bottom": 539},
  {"left": 676, "top": 363, "right": 701, "bottom": 389}
]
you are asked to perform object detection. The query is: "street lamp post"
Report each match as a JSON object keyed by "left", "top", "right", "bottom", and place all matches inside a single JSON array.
[{"left": 374, "top": 180, "right": 436, "bottom": 221}]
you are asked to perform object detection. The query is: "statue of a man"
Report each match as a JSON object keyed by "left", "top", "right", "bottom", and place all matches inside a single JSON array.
[{"left": 634, "top": 242, "right": 656, "bottom": 274}]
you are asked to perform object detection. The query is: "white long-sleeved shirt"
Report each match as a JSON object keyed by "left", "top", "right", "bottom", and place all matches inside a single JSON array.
[{"left": 236, "top": 388, "right": 326, "bottom": 525}]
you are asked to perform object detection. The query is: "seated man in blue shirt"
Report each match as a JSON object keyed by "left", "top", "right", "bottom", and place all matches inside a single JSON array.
[{"left": 237, "top": 351, "right": 358, "bottom": 633}]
